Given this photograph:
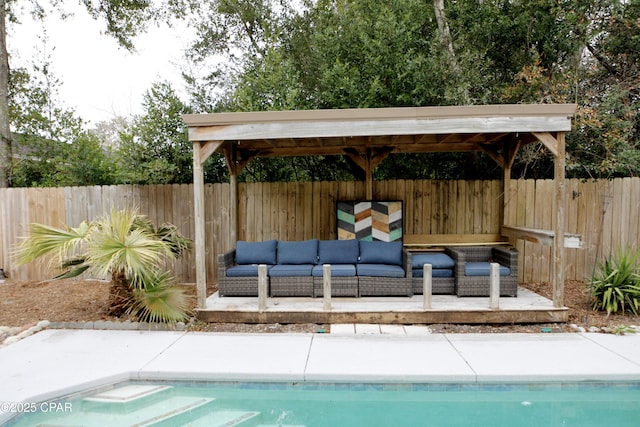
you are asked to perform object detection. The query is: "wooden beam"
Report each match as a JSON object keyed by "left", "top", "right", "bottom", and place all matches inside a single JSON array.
[
  {"left": 505, "top": 138, "right": 521, "bottom": 170},
  {"left": 533, "top": 132, "right": 559, "bottom": 156},
  {"left": 344, "top": 147, "right": 393, "bottom": 200},
  {"left": 501, "top": 225, "right": 582, "bottom": 248},
  {"left": 554, "top": 132, "right": 567, "bottom": 308},
  {"left": 192, "top": 142, "right": 207, "bottom": 309},
  {"left": 479, "top": 145, "right": 505, "bottom": 168},
  {"left": 503, "top": 164, "right": 513, "bottom": 232},
  {"left": 343, "top": 148, "right": 367, "bottom": 170},
  {"left": 188, "top": 116, "right": 574, "bottom": 143},
  {"left": 229, "top": 165, "right": 238, "bottom": 249},
  {"left": 184, "top": 104, "right": 578, "bottom": 127},
  {"left": 404, "top": 233, "right": 508, "bottom": 250},
  {"left": 196, "top": 307, "right": 568, "bottom": 324},
  {"left": 199, "top": 141, "right": 223, "bottom": 164},
  {"left": 370, "top": 146, "right": 393, "bottom": 169}
]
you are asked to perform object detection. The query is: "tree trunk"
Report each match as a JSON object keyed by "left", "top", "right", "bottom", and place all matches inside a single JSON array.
[
  {"left": 0, "top": 0, "right": 11, "bottom": 187},
  {"left": 433, "top": 0, "right": 470, "bottom": 104},
  {"left": 107, "top": 270, "right": 133, "bottom": 317}
]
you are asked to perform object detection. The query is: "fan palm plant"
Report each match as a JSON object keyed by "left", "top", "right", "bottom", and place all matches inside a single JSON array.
[{"left": 15, "top": 207, "right": 192, "bottom": 323}]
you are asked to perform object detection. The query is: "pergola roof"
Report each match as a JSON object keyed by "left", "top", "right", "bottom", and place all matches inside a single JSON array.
[{"left": 183, "top": 104, "right": 576, "bottom": 160}]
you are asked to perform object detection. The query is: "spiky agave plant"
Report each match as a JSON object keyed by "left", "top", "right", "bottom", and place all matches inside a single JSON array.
[
  {"left": 15, "top": 207, "right": 192, "bottom": 323},
  {"left": 590, "top": 247, "right": 640, "bottom": 315}
]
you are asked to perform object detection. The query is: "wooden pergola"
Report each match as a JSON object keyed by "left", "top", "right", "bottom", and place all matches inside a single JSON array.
[{"left": 183, "top": 104, "right": 577, "bottom": 311}]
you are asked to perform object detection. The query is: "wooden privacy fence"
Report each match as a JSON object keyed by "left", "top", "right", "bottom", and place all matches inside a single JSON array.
[{"left": 1, "top": 178, "right": 638, "bottom": 284}]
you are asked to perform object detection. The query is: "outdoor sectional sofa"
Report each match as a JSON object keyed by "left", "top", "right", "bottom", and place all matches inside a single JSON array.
[{"left": 217, "top": 239, "right": 412, "bottom": 297}]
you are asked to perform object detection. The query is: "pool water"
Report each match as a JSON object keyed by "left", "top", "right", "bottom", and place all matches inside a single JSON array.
[{"left": 6, "top": 381, "right": 640, "bottom": 426}]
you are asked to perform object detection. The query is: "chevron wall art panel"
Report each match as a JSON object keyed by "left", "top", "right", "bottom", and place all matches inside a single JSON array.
[{"left": 337, "top": 201, "right": 403, "bottom": 242}]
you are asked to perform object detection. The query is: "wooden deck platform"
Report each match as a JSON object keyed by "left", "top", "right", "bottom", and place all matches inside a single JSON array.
[{"left": 196, "top": 287, "right": 568, "bottom": 324}]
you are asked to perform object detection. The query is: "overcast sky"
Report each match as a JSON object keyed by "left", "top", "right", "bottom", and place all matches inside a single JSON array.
[{"left": 9, "top": 3, "right": 191, "bottom": 126}]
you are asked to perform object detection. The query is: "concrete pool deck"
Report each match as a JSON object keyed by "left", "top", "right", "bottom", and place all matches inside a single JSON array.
[{"left": 2, "top": 329, "right": 640, "bottom": 423}]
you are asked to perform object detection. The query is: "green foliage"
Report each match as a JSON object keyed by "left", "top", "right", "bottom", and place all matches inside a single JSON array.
[
  {"left": 8, "top": 42, "right": 118, "bottom": 187},
  {"left": 185, "top": 0, "right": 640, "bottom": 181},
  {"left": 590, "top": 247, "right": 640, "bottom": 315},
  {"left": 6, "top": 0, "right": 640, "bottom": 184},
  {"left": 114, "top": 81, "right": 228, "bottom": 184},
  {"left": 15, "top": 207, "right": 192, "bottom": 323}
]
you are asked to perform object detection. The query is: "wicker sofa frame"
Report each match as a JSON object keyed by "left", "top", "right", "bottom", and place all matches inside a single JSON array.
[
  {"left": 448, "top": 246, "right": 518, "bottom": 297},
  {"left": 411, "top": 276, "right": 455, "bottom": 295},
  {"left": 270, "top": 277, "right": 314, "bottom": 297},
  {"left": 217, "top": 250, "right": 264, "bottom": 296},
  {"left": 358, "top": 249, "right": 413, "bottom": 297},
  {"left": 313, "top": 276, "right": 359, "bottom": 297}
]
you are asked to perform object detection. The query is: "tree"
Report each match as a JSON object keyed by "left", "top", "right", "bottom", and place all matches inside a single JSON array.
[
  {"left": 7, "top": 37, "right": 120, "bottom": 187},
  {"left": 115, "top": 81, "right": 193, "bottom": 184},
  {"left": 1, "top": 0, "right": 12, "bottom": 186},
  {"left": 15, "top": 207, "right": 192, "bottom": 323},
  {"left": 183, "top": 0, "right": 639, "bottom": 180},
  {"left": 112, "top": 80, "right": 228, "bottom": 184},
  {"left": 1, "top": 0, "right": 170, "bottom": 188}
]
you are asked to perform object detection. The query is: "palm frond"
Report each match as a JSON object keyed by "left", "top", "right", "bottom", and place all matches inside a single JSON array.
[
  {"left": 14, "top": 221, "right": 91, "bottom": 266},
  {"left": 127, "top": 272, "right": 191, "bottom": 323},
  {"left": 156, "top": 223, "right": 193, "bottom": 257},
  {"left": 54, "top": 265, "right": 91, "bottom": 280}
]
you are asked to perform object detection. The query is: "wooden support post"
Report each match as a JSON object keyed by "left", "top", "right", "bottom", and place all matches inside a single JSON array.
[
  {"left": 503, "top": 165, "right": 513, "bottom": 229},
  {"left": 423, "top": 264, "right": 432, "bottom": 310},
  {"left": 323, "top": 264, "right": 332, "bottom": 311},
  {"left": 553, "top": 132, "right": 566, "bottom": 308},
  {"left": 229, "top": 170, "right": 238, "bottom": 248},
  {"left": 192, "top": 142, "right": 207, "bottom": 309},
  {"left": 258, "top": 264, "right": 268, "bottom": 311},
  {"left": 490, "top": 262, "right": 500, "bottom": 309}
]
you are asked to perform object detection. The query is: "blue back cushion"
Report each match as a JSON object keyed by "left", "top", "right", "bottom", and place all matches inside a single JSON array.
[
  {"left": 278, "top": 240, "right": 318, "bottom": 265},
  {"left": 235, "top": 240, "right": 277, "bottom": 265},
  {"left": 318, "top": 240, "right": 360, "bottom": 264},
  {"left": 411, "top": 253, "right": 455, "bottom": 269},
  {"left": 359, "top": 241, "right": 403, "bottom": 266}
]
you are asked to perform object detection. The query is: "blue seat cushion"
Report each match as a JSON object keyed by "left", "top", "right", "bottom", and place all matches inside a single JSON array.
[
  {"left": 359, "top": 241, "right": 402, "bottom": 266},
  {"left": 318, "top": 240, "right": 360, "bottom": 264},
  {"left": 269, "top": 264, "right": 314, "bottom": 277},
  {"left": 226, "top": 265, "right": 272, "bottom": 277},
  {"left": 412, "top": 268, "right": 453, "bottom": 278},
  {"left": 357, "top": 264, "right": 405, "bottom": 278},
  {"left": 411, "top": 253, "right": 455, "bottom": 269},
  {"left": 464, "top": 262, "right": 511, "bottom": 276},
  {"left": 235, "top": 240, "right": 277, "bottom": 265},
  {"left": 278, "top": 239, "right": 318, "bottom": 265},
  {"left": 312, "top": 264, "right": 357, "bottom": 277}
]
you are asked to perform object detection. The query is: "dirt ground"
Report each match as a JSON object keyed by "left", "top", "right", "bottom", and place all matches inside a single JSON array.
[{"left": 0, "top": 279, "right": 638, "bottom": 334}]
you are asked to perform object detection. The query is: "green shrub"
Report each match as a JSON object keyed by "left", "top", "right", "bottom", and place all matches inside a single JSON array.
[{"left": 590, "top": 247, "right": 640, "bottom": 315}]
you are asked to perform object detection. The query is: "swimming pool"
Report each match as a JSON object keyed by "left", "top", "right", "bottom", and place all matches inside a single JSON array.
[{"left": 6, "top": 380, "right": 640, "bottom": 426}]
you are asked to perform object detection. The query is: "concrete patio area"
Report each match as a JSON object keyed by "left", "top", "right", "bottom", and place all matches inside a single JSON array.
[{"left": 2, "top": 328, "right": 640, "bottom": 424}]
